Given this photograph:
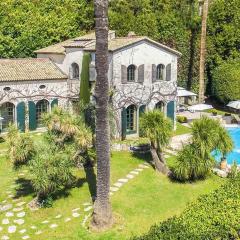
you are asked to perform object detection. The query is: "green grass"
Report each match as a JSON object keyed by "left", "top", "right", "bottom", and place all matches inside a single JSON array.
[
  {"left": 173, "top": 122, "right": 191, "bottom": 136},
  {"left": 0, "top": 135, "right": 225, "bottom": 240}
]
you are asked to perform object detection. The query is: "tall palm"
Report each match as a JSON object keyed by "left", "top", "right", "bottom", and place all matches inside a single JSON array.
[
  {"left": 140, "top": 111, "right": 172, "bottom": 174},
  {"left": 198, "top": 0, "right": 209, "bottom": 103},
  {"left": 91, "top": 0, "right": 112, "bottom": 229}
]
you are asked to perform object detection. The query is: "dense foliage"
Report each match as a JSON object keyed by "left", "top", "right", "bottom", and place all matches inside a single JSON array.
[
  {"left": 6, "top": 124, "right": 35, "bottom": 167},
  {"left": 30, "top": 143, "right": 75, "bottom": 203},
  {"left": 140, "top": 111, "right": 172, "bottom": 173},
  {"left": 0, "top": 0, "right": 239, "bottom": 96},
  {"left": 133, "top": 175, "right": 240, "bottom": 240},
  {"left": 212, "top": 60, "right": 240, "bottom": 103},
  {"left": 173, "top": 116, "right": 233, "bottom": 181}
]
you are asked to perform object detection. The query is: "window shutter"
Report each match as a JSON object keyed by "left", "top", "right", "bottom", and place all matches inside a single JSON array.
[
  {"left": 138, "top": 64, "right": 144, "bottom": 83},
  {"left": 28, "top": 101, "right": 37, "bottom": 131},
  {"left": 121, "top": 107, "right": 127, "bottom": 140},
  {"left": 51, "top": 99, "right": 58, "bottom": 110},
  {"left": 152, "top": 64, "right": 157, "bottom": 83},
  {"left": 166, "top": 64, "right": 172, "bottom": 81},
  {"left": 121, "top": 65, "right": 127, "bottom": 84},
  {"left": 167, "top": 101, "right": 175, "bottom": 124},
  {"left": 17, "top": 102, "right": 25, "bottom": 132}
]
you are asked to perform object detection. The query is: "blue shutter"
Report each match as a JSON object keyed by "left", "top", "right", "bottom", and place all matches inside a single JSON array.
[
  {"left": 28, "top": 101, "right": 37, "bottom": 131},
  {"left": 121, "top": 108, "right": 127, "bottom": 140},
  {"left": 51, "top": 99, "right": 58, "bottom": 110},
  {"left": 167, "top": 101, "right": 175, "bottom": 123},
  {"left": 17, "top": 102, "right": 25, "bottom": 132}
]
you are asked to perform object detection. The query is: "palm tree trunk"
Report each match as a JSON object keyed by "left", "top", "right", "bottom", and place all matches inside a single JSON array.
[
  {"left": 150, "top": 141, "right": 169, "bottom": 175},
  {"left": 198, "top": 0, "right": 209, "bottom": 103},
  {"left": 91, "top": 0, "right": 112, "bottom": 230}
]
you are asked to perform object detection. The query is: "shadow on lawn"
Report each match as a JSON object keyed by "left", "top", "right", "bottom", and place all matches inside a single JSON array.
[
  {"left": 14, "top": 178, "right": 34, "bottom": 198},
  {"left": 131, "top": 152, "right": 154, "bottom": 167},
  {"left": 84, "top": 166, "right": 96, "bottom": 202}
]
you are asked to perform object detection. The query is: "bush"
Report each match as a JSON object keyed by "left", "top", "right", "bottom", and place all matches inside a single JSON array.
[
  {"left": 209, "top": 109, "right": 218, "bottom": 116},
  {"left": 133, "top": 176, "right": 240, "bottom": 240},
  {"left": 172, "top": 116, "right": 233, "bottom": 181},
  {"left": 212, "top": 60, "right": 240, "bottom": 104},
  {"left": 29, "top": 143, "right": 75, "bottom": 203},
  {"left": 177, "top": 115, "right": 188, "bottom": 123},
  {"left": 6, "top": 124, "right": 35, "bottom": 167},
  {"left": 172, "top": 144, "right": 214, "bottom": 181}
]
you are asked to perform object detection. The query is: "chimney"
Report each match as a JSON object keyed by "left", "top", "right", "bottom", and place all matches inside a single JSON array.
[{"left": 127, "top": 31, "right": 137, "bottom": 38}]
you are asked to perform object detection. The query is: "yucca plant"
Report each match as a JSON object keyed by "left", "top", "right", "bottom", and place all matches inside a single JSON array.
[
  {"left": 173, "top": 143, "right": 214, "bottom": 181},
  {"left": 29, "top": 143, "right": 75, "bottom": 204},
  {"left": 140, "top": 110, "right": 173, "bottom": 173},
  {"left": 173, "top": 116, "right": 233, "bottom": 181}
]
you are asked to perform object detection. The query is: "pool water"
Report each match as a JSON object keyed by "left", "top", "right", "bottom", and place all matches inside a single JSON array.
[{"left": 213, "top": 127, "right": 240, "bottom": 165}]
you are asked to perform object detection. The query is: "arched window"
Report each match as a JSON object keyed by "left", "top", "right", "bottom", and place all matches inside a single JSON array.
[
  {"left": 0, "top": 102, "right": 15, "bottom": 131},
  {"left": 36, "top": 100, "right": 49, "bottom": 127},
  {"left": 126, "top": 105, "right": 137, "bottom": 133},
  {"left": 156, "top": 64, "right": 165, "bottom": 80},
  {"left": 70, "top": 63, "right": 80, "bottom": 80},
  {"left": 155, "top": 101, "right": 165, "bottom": 112},
  {"left": 127, "top": 65, "right": 136, "bottom": 82}
]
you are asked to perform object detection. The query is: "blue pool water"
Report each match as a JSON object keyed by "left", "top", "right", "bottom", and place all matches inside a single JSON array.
[{"left": 213, "top": 127, "right": 240, "bottom": 165}]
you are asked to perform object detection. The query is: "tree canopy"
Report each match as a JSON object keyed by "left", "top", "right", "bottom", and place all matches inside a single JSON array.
[{"left": 0, "top": 0, "right": 239, "bottom": 99}]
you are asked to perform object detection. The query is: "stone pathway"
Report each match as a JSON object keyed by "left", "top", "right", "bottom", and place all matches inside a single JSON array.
[
  {"left": 109, "top": 162, "right": 150, "bottom": 196},
  {"left": 0, "top": 161, "right": 151, "bottom": 238}
]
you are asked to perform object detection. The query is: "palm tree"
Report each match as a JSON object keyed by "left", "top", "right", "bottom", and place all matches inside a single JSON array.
[
  {"left": 198, "top": 0, "right": 209, "bottom": 103},
  {"left": 140, "top": 110, "right": 173, "bottom": 174},
  {"left": 91, "top": 0, "right": 112, "bottom": 230}
]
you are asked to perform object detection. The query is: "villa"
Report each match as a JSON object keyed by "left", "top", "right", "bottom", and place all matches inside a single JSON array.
[{"left": 0, "top": 31, "right": 181, "bottom": 139}]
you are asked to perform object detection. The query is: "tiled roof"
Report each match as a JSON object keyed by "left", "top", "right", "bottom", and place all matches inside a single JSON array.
[
  {"left": 0, "top": 58, "right": 67, "bottom": 82},
  {"left": 35, "top": 31, "right": 181, "bottom": 56},
  {"left": 35, "top": 31, "right": 115, "bottom": 54},
  {"left": 84, "top": 37, "right": 181, "bottom": 56}
]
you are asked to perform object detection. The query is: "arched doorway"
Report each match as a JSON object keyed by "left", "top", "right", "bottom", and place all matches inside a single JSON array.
[
  {"left": 126, "top": 104, "right": 137, "bottom": 134},
  {"left": 155, "top": 101, "right": 165, "bottom": 112},
  {"left": 36, "top": 99, "right": 49, "bottom": 127},
  {"left": 0, "top": 102, "right": 15, "bottom": 131}
]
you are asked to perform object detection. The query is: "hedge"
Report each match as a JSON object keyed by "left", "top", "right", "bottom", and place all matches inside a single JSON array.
[
  {"left": 133, "top": 176, "right": 240, "bottom": 240},
  {"left": 212, "top": 60, "right": 240, "bottom": 104}
]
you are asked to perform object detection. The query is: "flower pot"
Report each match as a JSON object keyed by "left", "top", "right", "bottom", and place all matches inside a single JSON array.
[{"left": 220, "top": 158, "right": 227, "bottom": 170}]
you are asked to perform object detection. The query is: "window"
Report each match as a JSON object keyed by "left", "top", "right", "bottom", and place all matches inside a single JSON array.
[
  {"left": 155, "top": 101, "right": 165, "bottom": 112},
  {"left": 36, "top": 100, "right": 49, "bottom": 127},
  {"left": 71, "top": 63, "right": 80, "bottom": 79},
  {"left": 3, "top": 87, "right": 11, "bottom": 91},
  {"left": 39, "top": 85, "right": 46, "bottom": 89},
  {"left": 156, "top": 64, "right": 165, "bottom": 80},
  {"left": 126, "top": 105, "right": 137, "bottom": 133},
  {"left": 127, "top": 65, "right": 136, "bottom": 82},
  {"left": 0, "top": 102, "right": 15, "bottom": 131}
]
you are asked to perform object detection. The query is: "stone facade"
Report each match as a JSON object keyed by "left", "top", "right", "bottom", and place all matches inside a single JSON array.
[{"left": 1, "top": 31, "right": 180, "bottom": 138}]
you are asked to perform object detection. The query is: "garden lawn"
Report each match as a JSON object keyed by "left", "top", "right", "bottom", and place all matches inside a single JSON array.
[
  {"left": 0, "top": 135, "right": 224, "bottom": 240},
  {"left": 173, "top": 122, "right": 191, "bottom": 136}
]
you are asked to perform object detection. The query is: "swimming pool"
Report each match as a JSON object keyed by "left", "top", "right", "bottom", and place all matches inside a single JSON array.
[{"left": 213, "top": 127, "right": 240, "bottom": 165}]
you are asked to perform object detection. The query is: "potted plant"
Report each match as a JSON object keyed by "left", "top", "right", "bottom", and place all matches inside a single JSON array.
[
  {"left": 220, "top": 156, "right": 227, "bottom": 170},
  {"left": 210, "top": 109, "right": 218, "bottom": 116}
]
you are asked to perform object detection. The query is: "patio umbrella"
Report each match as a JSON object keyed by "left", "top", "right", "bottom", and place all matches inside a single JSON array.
[
  {"left": 227, "top": 100, "right": 240, "bottom": 110},
  {"left": 188, "top": 103, "right": 213, "bottom": 112}
]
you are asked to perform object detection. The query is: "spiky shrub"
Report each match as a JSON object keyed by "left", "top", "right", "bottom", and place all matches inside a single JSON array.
[
  {"left": 29, "top": 144, "right": 75, "bottom": 203},
  {"left": 42, "top": 106, "right": 94, "bottom": 167},
  {"left": 6, "top": 124, "right": 35, "bottom": 167},
  {"left": 173, "top": 116, "right": 233, "bottom": 181},
  {"left": 173, "top": 144, "right": 214, "bottom": 181}
]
